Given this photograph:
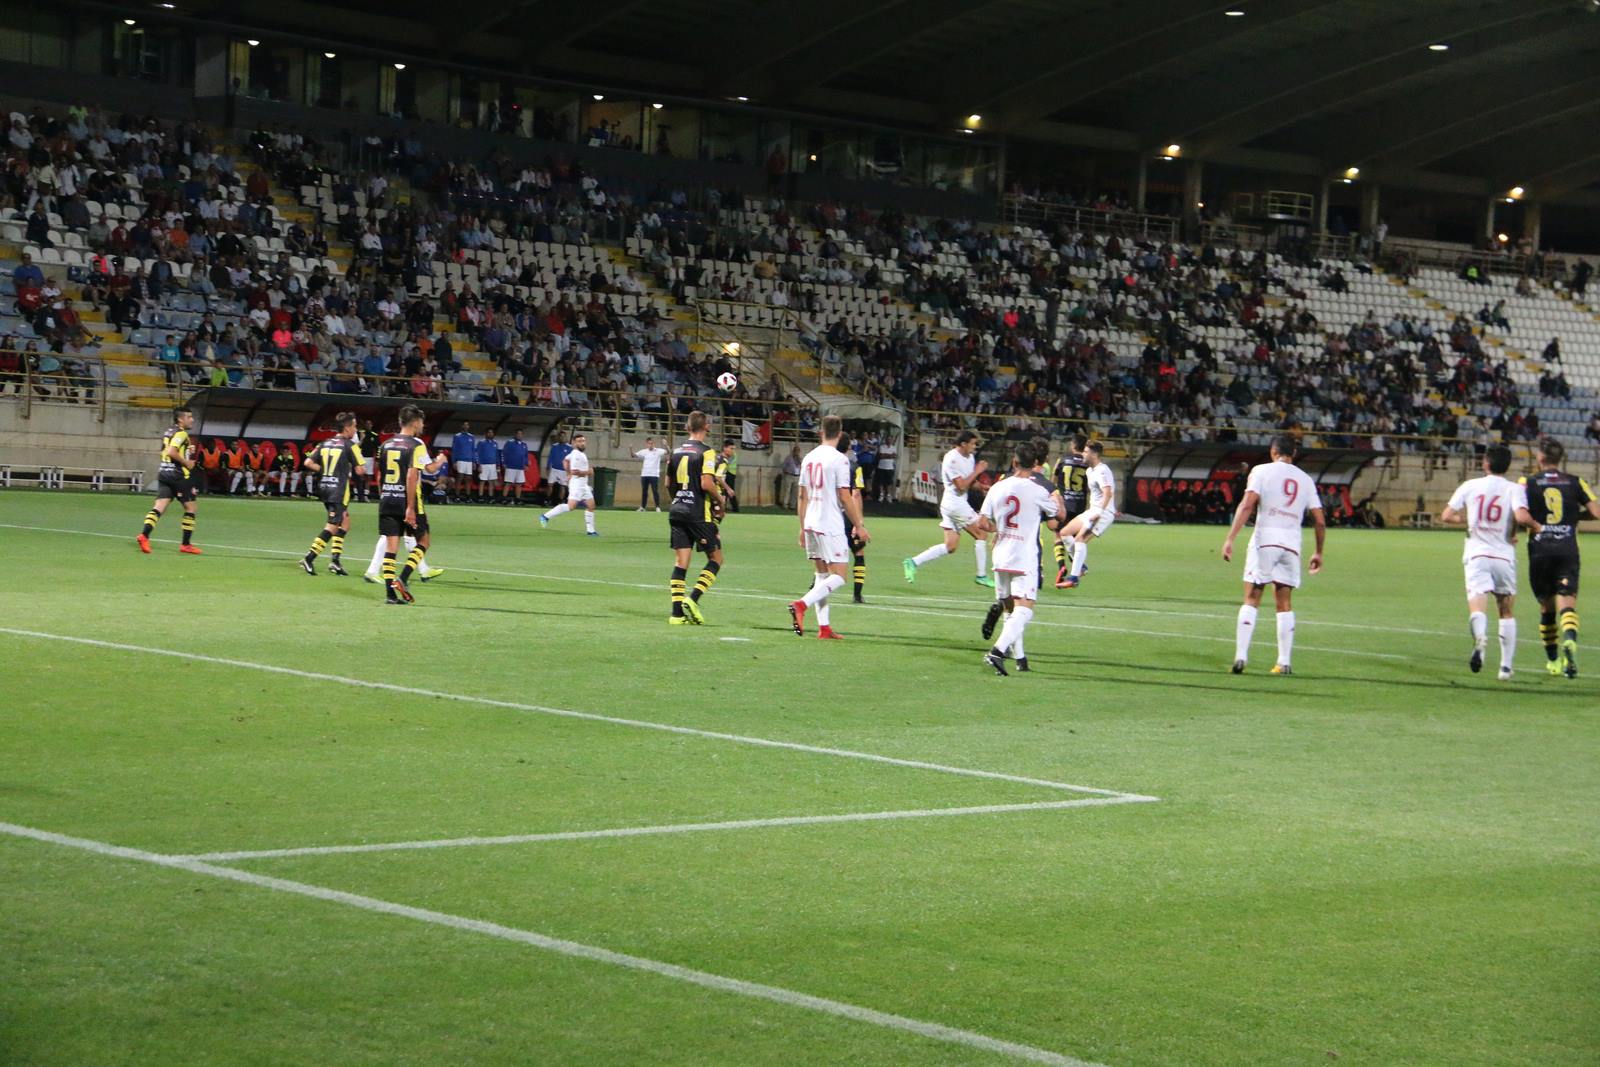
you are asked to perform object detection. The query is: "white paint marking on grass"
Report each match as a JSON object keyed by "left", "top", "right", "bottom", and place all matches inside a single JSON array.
[
  {"left": 0, "top": 821, "right": 1106, "bottom": 1067},
  {"left": 0, "top": 522, "right": 1440, "bottom": 655},
  {"left": 0, "top": 627, "right": 1152, "bottom": 801},
  {"left": 183, "top": 795, "right": 1155, "bottom": 862},
  {"left": 719, "top": 636, "right": 753, "bottom": 642}
]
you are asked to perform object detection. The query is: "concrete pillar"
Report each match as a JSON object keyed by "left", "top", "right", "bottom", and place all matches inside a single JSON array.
[
  {"left": 1133, "top": 155, "right": 1148, "bottom": 213},
  {"left": 1484, "top": 198, "right": 1499, "bottom": 244},
  {"left": 69, "top": 14, "right": 103, "bottom": 75},
  {"left": 194, "top": 33, "right": 230, "bottom": 97},
  {"left": 282, "top": 49, "right": 305, "bottom": 106},
  {"left": 1182, "top": 158, "right": 1203, "bottom": 237},
  {"left": 1523, "top": 201, "right": 1542, "bottom": 250},
  {"left": 1358, "top": 182, "right": 1380, "bottom": 235},
  {"left": 1314, "top": 177, "right": 1332, "bottom": 234},
  {"left": 343, "top": 58, "right": 378, "bottom": 114},
  {"left": 415, "top": 69, "right": 450, "bottom": 125}
]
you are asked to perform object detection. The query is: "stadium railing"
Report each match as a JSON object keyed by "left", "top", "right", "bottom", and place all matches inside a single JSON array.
[{"left": 1001, "top": 197, "right": 1179, "bottom": 244}]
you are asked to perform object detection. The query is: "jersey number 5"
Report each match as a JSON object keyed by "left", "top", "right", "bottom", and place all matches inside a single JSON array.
[{"left": 384, "top": 450, "right": 401, "bottom": 485}]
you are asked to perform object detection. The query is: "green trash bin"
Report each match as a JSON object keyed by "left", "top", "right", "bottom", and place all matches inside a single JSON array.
[{"left": 593, "top": 467, "right": 618, "bottom": 507}]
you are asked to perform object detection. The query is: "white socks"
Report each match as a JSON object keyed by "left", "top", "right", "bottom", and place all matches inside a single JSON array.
[
  {"left": 1235, "top": 604, "right": 1257, "bottom": 663},
  {"left": 912, "top": 543, "right": 949, "bottom": 567},
  {"left": 1276, "top": 611, "right": 1295, "bottom": 668},
  {"left": 802, "top": 573, "right": 845, "bottom": 608},
  {"left": 368, "top": 535, "right": 429, "bottom": 576},
  {"left": 974, "top": 539, "right": 988, "bottom": 577},
  {"left": 995, "top": 605, "right": 1033, "bottom": 655},
  {"left": 1070, "top": 541, "right": 1088, "bottom": 578},
  {"left": 1498, "top": 617, "right": 1517, "bottom": 674},
  {"left": 584, "top": 509, "right": 596, "bottom": 533},
  {"left": 544, "top": 502, "right": 570, "bottom": 520},
  {"left": 1469, "top": 611, "right": 1488, "bottom": 647}
]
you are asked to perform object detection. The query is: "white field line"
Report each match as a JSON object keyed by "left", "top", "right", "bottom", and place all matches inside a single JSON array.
[
  {"left": 0, "top": 522, "right": 1407, "bottom": 658},
  {"left": 0, "top": 627, "right": 1152, "bottom": 801},
  {"left": 183, "top": 796, "right": 1154, "bottom": 862},
  {"left": 0, "top": 821, "right": 1106, "bottom": 1067}
]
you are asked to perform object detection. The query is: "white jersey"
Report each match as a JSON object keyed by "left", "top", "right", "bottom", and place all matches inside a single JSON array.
[
  {"left": 801, "top": 444, "right": 852, "bottom": 532},
  {"left": 1245, "top": 460, "right": 1319, "bottom": 553},
  {"left": 940, "top": 448, "right": 976, "bottom": 504},
  {"left": 1086, "top": 462, "right": 1117, "bottom": 516},
  {"left": 979, "top": 474, "right": 1057, "bottom": 575},
  {"left": 635, "top": 446, "right": 666, "bottom": 478},
  {"left": 566, "top": 449, "right": 591, "bottom": 483},
  {"left": 1446, "top": 474, "right": 1525, "bottom": 563}
]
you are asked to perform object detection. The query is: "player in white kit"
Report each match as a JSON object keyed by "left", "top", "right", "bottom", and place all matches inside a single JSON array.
[
  {"left": 790, "top": 416, "right": 870, "bottom": 639},
  {"left": 1221, "top": 436, "right": 1325, "bottom": 675},
  {"left": 1439, "top": 444, "right": 1542, "bottom": 679},
  {"left": 973, "top": 441, "right": 1064, "bottom": 676},
  {"left": 539, "top": 432, "right": 599, "bottom": 536},
  {"left": 1058, "top": 441, "right": 1114, "bottom": 588},
  {"left": 903, "top": 429, "right": 994, "bottom": 587}
]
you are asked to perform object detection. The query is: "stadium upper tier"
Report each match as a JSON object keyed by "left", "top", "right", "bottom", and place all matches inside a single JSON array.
[{"left": 4, "top": 102, "right": 1598, "bottom": 457}]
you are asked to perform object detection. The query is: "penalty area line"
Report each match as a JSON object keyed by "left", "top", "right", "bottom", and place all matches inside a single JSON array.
[
  {"left": 182, "top": 795, "right": 1155, "bottom": 862},
  {"left": 0, "top": 820, "right": 1107, "bottom": 1067},
  {"left": 0, "top": 626, "right": 1153, "bottom": 801}
]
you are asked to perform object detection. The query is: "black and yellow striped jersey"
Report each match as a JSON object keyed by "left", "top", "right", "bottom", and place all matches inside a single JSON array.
[
  {"left": 1053, "top": 454, "right": 1088, "bottom": 509},
  {"left": 669, "top": 440, "right": 718, "bottom": 522},
  {"left": 378, "top": 434, "right": 428, "bottom": 516},
  {"left": 158, "top": 425, "right": 192, "bottom": 482},
  {"left": 314, "top": 437, "right": 366, "bottom": 497},
  {"left": 1521, "top": 470, "right": 1596, "bottom": 560}
]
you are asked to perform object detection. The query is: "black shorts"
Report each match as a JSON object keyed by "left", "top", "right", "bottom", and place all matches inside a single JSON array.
[
  {"left": 843, "top": 525, "right": 866, "bottom": 555},
  {"left": 155, "top": 476, "right": 196, "bottom": 503},
  {"left": 378, "top": 511, "right": 428, "bottom": 538},
  {"left": 1061, "top": 499, "right": 1087, "bottom": 528},
  {"left": 669, "top": 514, "right": 720, "bottom": 554},
  {"left": 320, "top": 485, "right": 350, "bottom": 525},
  {"left": 1529, "top": 555, "right": 1580, "bottom": 599}
]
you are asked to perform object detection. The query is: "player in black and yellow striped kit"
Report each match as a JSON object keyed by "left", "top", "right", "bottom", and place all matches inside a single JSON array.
[
  {"left": 377, "top": 405, "right": 447, "bottom": 604},
  {"left": 1051, "top": 432, "right": 1089, "bottom": 586},
  {"left": 836, "top": 431, "right": 869, "bottom": 603},
  {"left": 136, "top": 404, "right": 203, "bottom": 555},
  {"left": 667, "top": 410, "right": 727, "bottom": 625},
  {"left": 300, "top": 411, "right": 364, "bottom": 576},
  {"left": 1519, "top": 438, "right": 1600, "bottom": 677}
]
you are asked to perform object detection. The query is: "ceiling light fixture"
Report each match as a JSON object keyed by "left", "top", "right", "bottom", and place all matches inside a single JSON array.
[
  {"left": 735, "top": 95, "right": 750, "bottom": 102},
  {"left": 592, "top": 93, "right": 604, "bottom": 101},
  {"left": 393, "top": 62, "right": 405, "bottom": 70},
  {"left": 246, "top": 38, "right": 259, "bottom": 46},
  {"left": 1496, "top": 232, "right": 1509, "bottom": 243},
  {"left": 1164, "top": 143, "right": 1182, "bottom": 157},
  {"left": 651, "top": 102, "right": 663, "bottom": 109},
  {"left": 124, "top": 17, "right": 137, "bottom": 25},
  {"left": 966, "top": 113, "right": 982, "bottom": 127},
  {"left": 808, "top": 153, "right": 817, "bottom": 161},
  {"left": 323, "top": 51, "right": 336, "bottom": 59},
  {"left": 1427, "top": 43, "right": 1449, "bottom": 51},
  {"left": 1509, "top": 185, "right": 1525, "bottom": 199},
  {"left": 1224, "top": 8, "right": 1245, "bottom": 15},
  {"left": 159, "top": 3, "right": 175, "bottom": 8},
  {"left": 1343, "top": 166, "right": 1360, "bottom": 180}
]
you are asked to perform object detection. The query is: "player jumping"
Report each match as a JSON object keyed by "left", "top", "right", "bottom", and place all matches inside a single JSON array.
[
  {"left": 1050, "top": 433, "right": 1089, "bottom": 584},
  {"left": 1519, "top": 437, "right": 1599, "bottom": 677},
  {"left": 1221, "top": 435, "right": 1325, "bottom": 675},
  {"left": 903, "top": 429, "right": 993, "bottom": 587},
  {"left": 791, "top": 416, "right": 870, "bottom": 639},
  {"left": 136, "top": 403, "right": 202, "bottom": 554},
  {"left": 1440, "top": 444, "right": 1541, "bottom": 679},
  {"left": 1057, "top": 441, "right": 1114, "bottom": 588}
]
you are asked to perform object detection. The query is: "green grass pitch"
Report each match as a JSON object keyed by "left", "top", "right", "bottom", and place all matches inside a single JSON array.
[{"left": 1, "top": 492, "right": 1596, "bottom": 1066}]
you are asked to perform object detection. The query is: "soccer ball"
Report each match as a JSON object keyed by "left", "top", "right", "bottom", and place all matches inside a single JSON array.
[{"left": 716, "top": 371, "right": 738, "bottom": 391}]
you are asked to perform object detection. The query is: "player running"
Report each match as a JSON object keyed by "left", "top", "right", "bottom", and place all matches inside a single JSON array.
[
  {"left": 667, "top": 411, "right": 727, "bottom": 625},
  {"left": 1518, "top": 437, "right": 1599, "bottom": 677},
  {"left": 540, "top": 432, "right": 599, "bottom": 535},
  {"left": 300, "top": 411, "right": 363, "bottom": 576},
  {"left": 791, "top": 416, "right": 870, "bottom": 639},
  {"left": 1058, "top": 441, "right": 1114, "bottom": 588},
  {"left": 136, "top": 403, "right": 202, "bottom": 554},
  {"left": 1050, "top": 433, "right": 1089, "bottom": 584},
  {"left": 903, "top": 429, "right": 993, "bottom": 587},
  {"left": 1221, "top": 435, "right": 1325, "bottom": 675},
  {"left": 1440, "top": 444, "right": 1540, "bottom": 679},
  {"left": 974, "top": 441, "right": 1064, "bottom": 676},
  {"left": 376, "top": 405, "right": 447, "bottom": 605}
]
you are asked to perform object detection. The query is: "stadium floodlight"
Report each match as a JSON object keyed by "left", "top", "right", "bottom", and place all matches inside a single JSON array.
[
  {"left": 1343, "top": 166, "right": 1361, "bottom": 180},
  {"left": 1427, "top": 43, "right": 1450, "bottom": 51}
]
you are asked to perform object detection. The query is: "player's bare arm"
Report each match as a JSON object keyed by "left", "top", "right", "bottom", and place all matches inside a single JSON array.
[
  {"left": 1309, "top": 506, "right": 1326, "bottom": 574},
  {"left": 840, "top": 486, "right": 870, "bottom": 544},
  {"left": 1221, "top": 490, "right": 1260, "bottom": 561},
  {"left": 404, "top": 468, "right": 420, "bottom": 525},
  {"left": 795, "top": 483, "right": 809, "bottom": 547},
  {"left": 1512, "top": 504, "right": 1544, "bottom": 537}
]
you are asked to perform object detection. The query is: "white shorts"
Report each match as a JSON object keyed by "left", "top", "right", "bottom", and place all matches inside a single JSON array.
[
  {"left": 939, "top": 496, "right": 979, "bottom": 532},
  {"left": 552, "top": 470, "right": 569, "bottom": 486},
  {"left": 994, "top": 567, "right": 1040, "bottom": 602},
  {"left": 478, "top": 464, "right": 498, "bottom": 482},
  {"left": 503, "top": 468, "right": 525, "bottom": 485},
  {"left": 1464, "top": 555, "right": 1516, "bottom": 597},
  {"left": 454, "top": 460, "right": 475, "bottom": 476},
  {"left": 1079, "top": 508, "right": 1115, "bottom": 537},
  {"left": 568, "top": 479, "right": 594, "bottom": 504},
  {"left": 360, "top": 459, "right": 375, "bottom": 476},
  {"left": 1244, "top": 542, "right": 1301, "bottom": 588},
  {"left": 804, "top": 528, "right": 850, "bottom": 564}
]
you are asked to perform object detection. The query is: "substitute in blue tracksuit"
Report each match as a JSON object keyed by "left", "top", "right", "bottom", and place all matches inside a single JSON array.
[
  {"left": 500, "top": 429, "right": 530, "bottom": 506},
  {"left": 475, "top": 428, "right": 502, "bottom": 502},
  {"left": 450, "top": 423, "right": 476, "bottom": 498}
]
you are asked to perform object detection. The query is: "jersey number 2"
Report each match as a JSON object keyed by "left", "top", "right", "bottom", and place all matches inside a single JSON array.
[{"left": 1001, "top": 495, "right": 1021, "bottom": 529}]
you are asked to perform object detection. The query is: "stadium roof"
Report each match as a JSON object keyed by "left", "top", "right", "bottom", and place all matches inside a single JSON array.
[{"left": 113, "top": 0, "right": 1600, "bottom": 199}]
